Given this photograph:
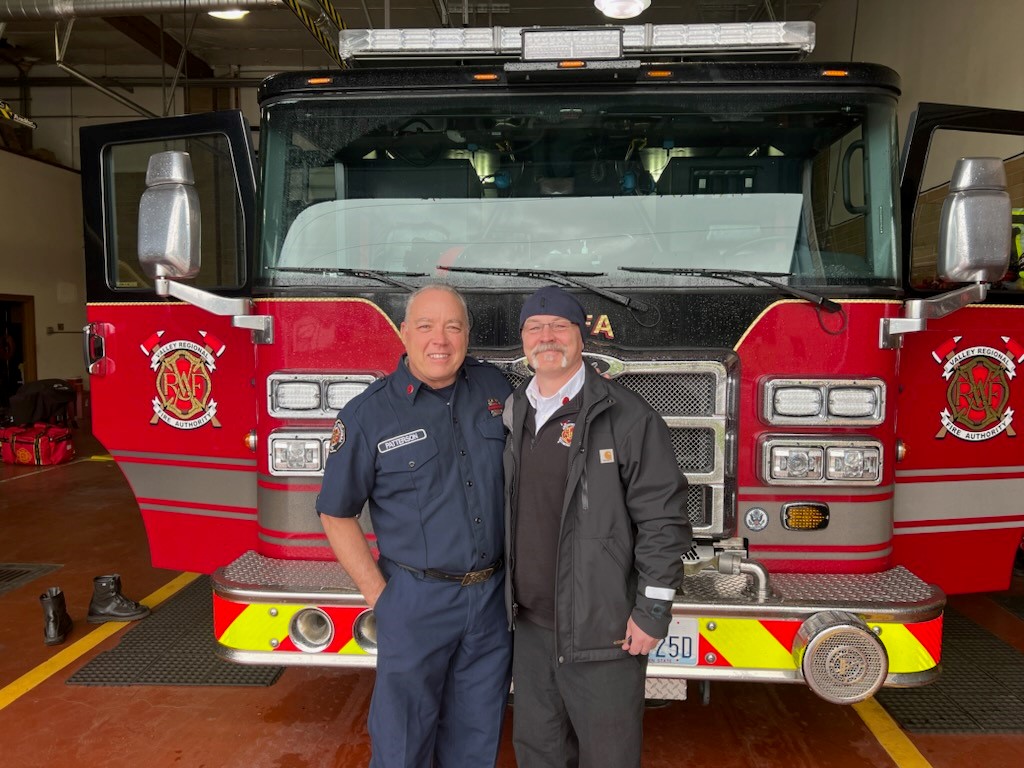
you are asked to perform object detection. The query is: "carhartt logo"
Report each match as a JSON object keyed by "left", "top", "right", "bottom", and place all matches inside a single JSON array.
[{"left": 599, "top": 449, "right": 615, "bottom": 463}]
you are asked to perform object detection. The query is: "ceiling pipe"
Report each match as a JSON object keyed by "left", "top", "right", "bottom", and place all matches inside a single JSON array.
[
  {"left": 0, "top": 1, "right": 283, "bottom": 21},
  {"left": 53, "top": 19, "right": 158, "bottom": 117}
]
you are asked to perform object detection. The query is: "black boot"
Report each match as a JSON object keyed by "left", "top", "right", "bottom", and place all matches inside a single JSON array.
[
  {"left": 87, "top": 574, "right": 150, "bottom": 623},
  {"left": 40, "top": 587, "right": 73, "bottom": 645}
]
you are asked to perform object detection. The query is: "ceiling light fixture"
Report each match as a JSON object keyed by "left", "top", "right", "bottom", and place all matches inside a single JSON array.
[
  {"left": 208, "top": 10, "right": 250, "bottom": 21},
  {"left": 594, "top": 0, "right": 651, "bottom": 20}
]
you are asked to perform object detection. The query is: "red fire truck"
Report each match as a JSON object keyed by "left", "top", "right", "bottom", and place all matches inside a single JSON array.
[{"left": 80, "top": 22, "right": 1024, "bottom": 704}]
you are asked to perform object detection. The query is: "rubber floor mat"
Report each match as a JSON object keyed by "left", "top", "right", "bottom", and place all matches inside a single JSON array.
[
  {"left": 66, "top": 576, "right": 283, "bottom": 687},
  {"left": 0, "top": 563, "right": 61, "bottom": 597},
  {"left": 875, "top": 608, "right": 1024, "bottom": 733}
]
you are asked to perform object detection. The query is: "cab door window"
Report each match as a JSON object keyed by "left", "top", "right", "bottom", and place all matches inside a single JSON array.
[{"left": 104, "top": 134, "right": 246, "bottom": 291}]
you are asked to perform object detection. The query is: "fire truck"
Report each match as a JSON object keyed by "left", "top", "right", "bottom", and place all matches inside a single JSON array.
[{"left": 80, "top": 22, "right": 1024, "bottom": 705}]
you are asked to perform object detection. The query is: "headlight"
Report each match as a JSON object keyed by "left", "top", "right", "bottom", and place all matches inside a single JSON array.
[
  {"left": 825, "top": 445, "right": 880, "bottom": 481},
  {"left": 273, "top": 381, "right": 321, "bottom": 411},
  {"left": 769, "top": 445, "right": 824, "bottom": 481},
  {"left": 761, "top": 436, "right": 883, "bottom": 486},
  {"left": 268, "top": 373, "right": 377, "bottom": 419},
  {"left": 763, "top": 379, "right": 884, "bottom": 425},
  {"left": 773, "top": 387, "right": 822, "bottom": 418},
  {"left": 326, "top": 381, "right": 370, "bottom": 411},
  {"left": 269, "top": 432, "right": 328, "bottom": 475}
]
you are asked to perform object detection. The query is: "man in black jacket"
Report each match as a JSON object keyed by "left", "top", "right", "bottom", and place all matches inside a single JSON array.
[{"left": 504, "top": 285, "right": 692, "bottom": 768}]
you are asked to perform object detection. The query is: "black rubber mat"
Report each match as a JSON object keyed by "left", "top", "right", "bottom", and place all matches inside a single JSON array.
[
  {"left": 66, "top": 576, "right": 283, "bottom": 687},
  {"left": 875, "top": 608, "right": 1024, "bottom": 733},
  {"left": 0, "top": 563, "right": 61, "bottom": 597}
]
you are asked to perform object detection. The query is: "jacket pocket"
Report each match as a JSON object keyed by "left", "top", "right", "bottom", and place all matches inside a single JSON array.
[{"left": 573, "top": 537, "right": 632, "bottom": 651}]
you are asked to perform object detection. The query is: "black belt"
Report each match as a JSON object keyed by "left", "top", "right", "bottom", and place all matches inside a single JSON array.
[{"left": 391, "top": 558, "right": 502, "bottom": 587}]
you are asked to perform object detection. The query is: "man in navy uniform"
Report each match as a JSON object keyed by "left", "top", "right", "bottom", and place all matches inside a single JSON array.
[
  {"left": 504, "top": 286, "right": 691, "bottom": 768},
  {"left": 317, "top": 284, "right": 512, "bottom": 768}
]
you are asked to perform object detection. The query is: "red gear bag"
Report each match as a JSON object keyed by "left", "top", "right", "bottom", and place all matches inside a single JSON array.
[{"left": 0, "top": 423, "right": 75, "bottom": 466}]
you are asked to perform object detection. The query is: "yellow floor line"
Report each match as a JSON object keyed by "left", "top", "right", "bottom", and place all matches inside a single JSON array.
[
  {"left": 854, "top": 697, "right": 934, "bottom": 768},
  {"left": 0, "top": 571, "right": 199, "bottom": 711}
]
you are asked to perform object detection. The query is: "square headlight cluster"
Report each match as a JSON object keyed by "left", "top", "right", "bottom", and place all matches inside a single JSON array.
[
  {"left": 268, "top": 431, "right": 333, "bottom": 476},
  {"left": 763, "top": 379, "right": 884, "bottom": 425},
  {"left": 268, "top": 373, "right": 377, "bottom": 419},
  {"left": 762, "top": 436, "right": 882, "bottom": 486}
]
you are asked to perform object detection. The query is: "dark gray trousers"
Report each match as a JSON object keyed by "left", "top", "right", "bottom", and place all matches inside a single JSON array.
[{"left": 511, "top": 617, "right": 647, "bottom": 768}]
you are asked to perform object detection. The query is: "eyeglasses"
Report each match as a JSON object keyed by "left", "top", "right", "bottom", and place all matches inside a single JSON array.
[{"left": 522, "top": 321, "right": 575, "bottom": 336}]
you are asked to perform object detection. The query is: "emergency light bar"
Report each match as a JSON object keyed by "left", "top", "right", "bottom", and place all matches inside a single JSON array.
[{"left": 337, "top": 22, "right": 815, "bottom": 60}]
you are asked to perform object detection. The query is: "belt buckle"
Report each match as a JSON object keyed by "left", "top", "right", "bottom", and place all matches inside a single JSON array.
[{"left": 461, "top": 567, "right": 493, "bottom": 586}]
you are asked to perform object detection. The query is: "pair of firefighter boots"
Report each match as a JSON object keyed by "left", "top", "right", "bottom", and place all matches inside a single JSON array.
[{"left": 39, "top": 574, "right": 150, "bottom": 646}]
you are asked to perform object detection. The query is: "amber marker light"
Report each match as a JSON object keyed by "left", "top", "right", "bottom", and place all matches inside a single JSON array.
[
  {"left": 472, "top": 73, "right": 500, "bottom": 81},
  {"left": 782, "top": 502, "right": 830, "bottom": 531},
  {"left": 307, "top": 77, "right": 332, "bottom": 85},
  {"left": 646, "top": 70, "right": 673, "bottom": 78},
  {"left": 821, "top": 69, "right": 849, "bottom": 78},
  {"left": 558, "top": 60, "right": 587, "bottom": 68}
]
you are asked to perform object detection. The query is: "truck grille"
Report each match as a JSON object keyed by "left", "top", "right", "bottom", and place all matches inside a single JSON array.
[{"left": 491, "top": 353, "right": 736, "bottom": 538}]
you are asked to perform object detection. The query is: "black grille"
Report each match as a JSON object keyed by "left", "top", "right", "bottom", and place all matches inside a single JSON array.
[
  {"left": 503, "top": 371, "right": 528, "bottom": 390},
  {"left": 686, "top": 485, "right": 711, "bottom": 527},
  {"left": 670, "top": 427, "right": 715, "bottom": 474},
  {"left": 616, "top": 373, "right": 716, "bottom": 415}
]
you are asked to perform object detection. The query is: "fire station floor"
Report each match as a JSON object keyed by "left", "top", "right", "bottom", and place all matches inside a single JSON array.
[{"left": 1, "top": 425, "right": 1023, "bottom": 768}]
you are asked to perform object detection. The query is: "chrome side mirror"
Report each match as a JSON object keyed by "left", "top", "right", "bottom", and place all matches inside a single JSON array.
[
  {"left": 938, "top": 157, "right": 1011, "bottom": 283},
  {"left": 138, "top": 150, "right": 201, "bottom": 280}
]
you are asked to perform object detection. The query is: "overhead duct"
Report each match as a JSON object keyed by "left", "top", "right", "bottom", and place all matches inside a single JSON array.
[
  {"left": 0, "top": 1, "right": 283, "bottom": 20},
  {"left": 1, "top": 0, "right": 350, "bottom": 75}
]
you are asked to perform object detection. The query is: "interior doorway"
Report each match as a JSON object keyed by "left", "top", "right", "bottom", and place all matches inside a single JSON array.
[{"left": 0, "top": 295, "right": 37, "bottom": 414}]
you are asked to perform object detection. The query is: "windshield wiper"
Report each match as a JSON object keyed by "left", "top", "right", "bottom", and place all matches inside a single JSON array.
[
  {"left": 269, "top": 266, "right": 425, "bottom": 292},
  {"left": 439, "top": 266, "right": 659, "bottom": 325},
  {"left": 619, "top": 266, "right": 842, "bottom": 314}
]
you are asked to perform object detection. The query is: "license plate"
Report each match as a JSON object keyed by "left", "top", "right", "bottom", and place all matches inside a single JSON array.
[{"left": 648, "top": 617, "right": 699, "bottom": 666}]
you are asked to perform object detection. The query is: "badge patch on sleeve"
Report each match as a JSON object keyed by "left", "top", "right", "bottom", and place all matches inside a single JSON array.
[
  {"left": 557, "top": 421, "right": 575, "bottom": 448},
  {"left": 599, "top": 448, "right": 615, "bottom": 464},
  {"left": 329, "top": 419, "right": 346, "bottom": 453}
]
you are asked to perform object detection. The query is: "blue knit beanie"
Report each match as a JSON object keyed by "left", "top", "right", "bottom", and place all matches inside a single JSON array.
[{"left": 519, "top": 286, "right": 587, "bottom": 340}]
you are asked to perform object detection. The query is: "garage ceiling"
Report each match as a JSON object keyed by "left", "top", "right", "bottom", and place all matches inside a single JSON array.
[{"left": 0, "top": 0, "right": 825, "bottom": 82}]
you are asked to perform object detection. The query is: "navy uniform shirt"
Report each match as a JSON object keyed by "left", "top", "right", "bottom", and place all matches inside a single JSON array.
[{"left": 316, "top": 354, "right": 511, "bottom": 573}]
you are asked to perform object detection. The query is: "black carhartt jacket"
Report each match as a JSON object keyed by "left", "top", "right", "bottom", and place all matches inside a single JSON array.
[{"left": 503, "top": 363, "right": 692, "bottom": 663}]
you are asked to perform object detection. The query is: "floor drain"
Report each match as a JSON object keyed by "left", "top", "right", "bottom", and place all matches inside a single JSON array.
[{"left": 0, "top": 563, "right": 62, "bottom": 597}]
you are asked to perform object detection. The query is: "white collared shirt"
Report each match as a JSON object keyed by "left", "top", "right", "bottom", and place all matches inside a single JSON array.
[{"left": 526, "top": 361, "right": 586, "bottom": 431}]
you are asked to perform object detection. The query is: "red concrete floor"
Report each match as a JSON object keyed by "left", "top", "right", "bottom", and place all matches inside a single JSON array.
[{"left": 2, "top": 425, "right": 1024, "bottom": 767}]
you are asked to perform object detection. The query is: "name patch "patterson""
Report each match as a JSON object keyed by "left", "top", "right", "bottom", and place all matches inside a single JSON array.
[{"left": 377, "top": 429, "right": 428, "bottom": 454}]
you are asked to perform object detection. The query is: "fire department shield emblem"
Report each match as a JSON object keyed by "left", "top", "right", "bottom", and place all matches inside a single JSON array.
[
  {"left": 329, "top": 419, "right": 346, "bottom": 453},
  {"left": 932, "top": 336, "right": 1020, "bottom": 441},
  {"left": 142, "top": 330, "right": 224, "bottom": 430},
  {"left": 558, "top": 421, "right": 575, "bottom": 448}
]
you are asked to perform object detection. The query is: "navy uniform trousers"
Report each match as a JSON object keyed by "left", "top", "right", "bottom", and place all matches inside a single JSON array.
[{"left": 369, "top": 557, "right": 512, "bottom": 768}]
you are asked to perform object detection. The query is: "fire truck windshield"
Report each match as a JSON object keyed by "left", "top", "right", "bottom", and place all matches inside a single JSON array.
[{"left": 257, "top": 90, "right": 899, "bottom": 292}]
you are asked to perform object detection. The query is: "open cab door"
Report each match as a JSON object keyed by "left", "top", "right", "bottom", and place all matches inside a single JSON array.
[
  {"left": 890, "top": 103, "right": 1024, "bottom": 594},
  {"left": 80, "top": 111, "right": 261, "bottom": 573}
]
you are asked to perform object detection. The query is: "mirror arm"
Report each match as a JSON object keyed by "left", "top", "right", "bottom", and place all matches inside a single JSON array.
[
  {"left": 879, "top": 282, "right": 988, "bottom": 349},
  {"left": 155, "top": 277, "right": 274, "bottom": 344}
]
